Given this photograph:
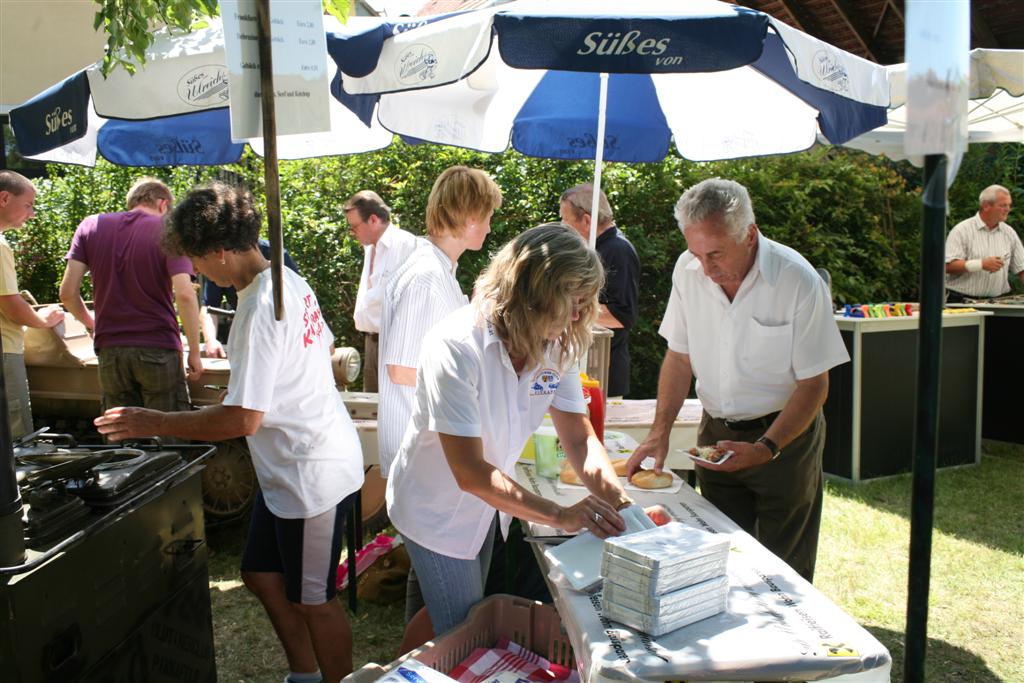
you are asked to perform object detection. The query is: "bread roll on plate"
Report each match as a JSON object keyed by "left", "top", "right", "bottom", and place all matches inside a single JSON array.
[
  {"left": 629, "top": 469, "right": 674, "bottom": 489},
  {"left": 559, "top": 462, "right": 581, "bottom": 485},
  {"left": 559, "top": 458, "right": 630, "bottom": 485}
]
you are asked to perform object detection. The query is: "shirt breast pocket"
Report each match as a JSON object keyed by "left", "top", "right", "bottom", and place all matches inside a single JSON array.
[{"left": 740, "top": 318, "right": 793, "bottom": 376}]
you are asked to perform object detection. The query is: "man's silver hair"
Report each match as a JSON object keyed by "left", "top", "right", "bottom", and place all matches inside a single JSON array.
[
  {"left": 674, "top": 178, "right": 755, "bottom": 243},
  {"left": 979, "top": 184, "right": 1010, "bottom": 206},
  {"left": 561, "top": 183, "right": 614, "bottom": 226}
]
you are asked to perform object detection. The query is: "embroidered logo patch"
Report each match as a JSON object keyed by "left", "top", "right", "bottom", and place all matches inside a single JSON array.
[{"left": 530, "top": 368, "right": 560, "bottom": 395}]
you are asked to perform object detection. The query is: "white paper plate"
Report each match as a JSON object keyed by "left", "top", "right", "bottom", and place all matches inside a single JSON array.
[{"left": 684, "top": 449, "right": 734, "bottom": 466}]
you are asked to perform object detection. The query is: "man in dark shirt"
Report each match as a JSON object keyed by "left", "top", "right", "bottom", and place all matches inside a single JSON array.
[
  {"left": 560, "top": 183, "right": 640, "bottom": 397},
  {"left": 203, "top": 238, "right": 298, "bottom": 346}
]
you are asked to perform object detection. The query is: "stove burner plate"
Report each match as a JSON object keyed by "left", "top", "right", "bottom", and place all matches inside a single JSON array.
[
  {"left": 69, "top": 451, "right": 185, "bottom": 506},
  {"left": 17, "top": 450, "right": 112, "bottom": 486},
  {"left": 13, "top": 443, "right": 58, "bottom": 458},
  {"left": 22, "top": 486, "right": 92, "bottom": 548}
]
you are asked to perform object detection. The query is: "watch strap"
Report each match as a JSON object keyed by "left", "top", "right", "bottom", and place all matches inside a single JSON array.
[{"left": 757, "top": 435, "right": 781, "bottom": 460}]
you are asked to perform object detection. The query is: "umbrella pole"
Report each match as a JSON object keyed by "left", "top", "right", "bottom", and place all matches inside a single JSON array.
[
  {"left": 584, "top": 72, "right": 610, "bottom": 377},
  {"left": 256, "top": 0, "right": 284, "bottom": 321},
  {"left": 904, "top": 152, "right": 946, "bottom": 683},
  {"left": 587, "top": 72, "right": 609, "bottom": 252}
]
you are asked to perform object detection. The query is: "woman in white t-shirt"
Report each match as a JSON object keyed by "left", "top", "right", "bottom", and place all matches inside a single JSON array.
[
  {"left": 386, "top": 223, "right": 633, "bottom": 635},
  {"left": 96, "top": 182, "right": 362, "bottom": 683}
]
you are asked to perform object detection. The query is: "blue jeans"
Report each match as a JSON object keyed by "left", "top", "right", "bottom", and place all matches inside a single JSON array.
[{"left": 402, "top": 515, "right": 497, "bottom": 635}]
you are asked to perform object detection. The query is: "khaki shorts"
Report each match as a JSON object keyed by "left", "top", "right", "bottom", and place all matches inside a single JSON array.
[
  {"left": 3, "top": 352, "right": 33, "bottom": 439},
  {"left": 97, "top": 346, "right": 191, "bottom": 412}
]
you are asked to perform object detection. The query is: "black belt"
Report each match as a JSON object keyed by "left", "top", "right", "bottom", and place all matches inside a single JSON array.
[{"left": 713, "top": 411, "right": 781, "bottom": 432}]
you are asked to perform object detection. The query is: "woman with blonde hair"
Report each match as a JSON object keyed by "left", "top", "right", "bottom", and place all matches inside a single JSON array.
[
  {"left": 385, "top": 223, "right": 633, "bottom": 635},
  {"left": 378, "top": 165, "right": 503, "bottom": 476},
  {"left": 377, "top": 165, "right": 502, "bottom": 650}
]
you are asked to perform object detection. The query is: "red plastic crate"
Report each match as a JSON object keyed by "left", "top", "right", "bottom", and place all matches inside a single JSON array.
[{"left": 346, "top": 595, "right": 574, "bottom": 682}]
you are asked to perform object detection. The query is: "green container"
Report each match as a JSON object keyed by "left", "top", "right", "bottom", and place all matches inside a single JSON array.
[{"left": 534, "top": 426, "right": 565, "bottom": 478}]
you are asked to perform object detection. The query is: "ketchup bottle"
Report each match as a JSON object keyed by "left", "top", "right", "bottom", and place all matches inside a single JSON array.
[{"left": 580, "top": 373, "right": 605, "bottom": 444}]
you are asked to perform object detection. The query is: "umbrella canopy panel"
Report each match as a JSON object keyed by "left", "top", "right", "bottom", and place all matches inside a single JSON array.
[
  {"left": 329, "top": 0, "right": 890, "bottom": 162},
  {"left": 10, "top": 17, "right": 395, "bottom": 167}
]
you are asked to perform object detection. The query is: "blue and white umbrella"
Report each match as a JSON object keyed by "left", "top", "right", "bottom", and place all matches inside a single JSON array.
[
  {"left": 327, "top": 0, "right": 889, "bottom": 243},
  {"left": 10, "top": 16, "right": 395, "bottom": 167},
  {"left": 330, "top": 0, "right": 889, "bottom": 164}
]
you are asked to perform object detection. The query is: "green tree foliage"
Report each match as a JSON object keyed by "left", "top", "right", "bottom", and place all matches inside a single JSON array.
[{"left": 12, "top": 142, "right": 1021, "bottom": 397}]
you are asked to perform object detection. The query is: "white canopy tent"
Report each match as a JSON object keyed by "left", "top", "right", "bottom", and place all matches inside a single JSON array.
[{"left": 844, "top": 48, "right": 1024, "bottom": 164}]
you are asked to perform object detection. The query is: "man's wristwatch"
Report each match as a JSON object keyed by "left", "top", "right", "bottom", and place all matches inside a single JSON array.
[{"left": 756, "top": 435, "right": 781, "bottom": 461}]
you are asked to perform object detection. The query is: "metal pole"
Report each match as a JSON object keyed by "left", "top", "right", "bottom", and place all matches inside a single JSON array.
[
  {"left": 904, "top": 152, "right": 946, "bottom": 683},
  {"left": 256, "top": 0, "right": 284, "bottom": 321},
  {"left": 0, "top": 334, "right": 26, "bottom": 568}
]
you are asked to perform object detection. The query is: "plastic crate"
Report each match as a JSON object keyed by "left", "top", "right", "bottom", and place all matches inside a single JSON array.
[{"left": 346, "top": 595, "right": 574, "bottom": 682}]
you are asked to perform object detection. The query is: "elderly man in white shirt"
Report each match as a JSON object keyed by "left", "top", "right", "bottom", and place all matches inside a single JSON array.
[
  {"left": 346, "top": 190, "right": 418, "bottom": 392},
  {"left": 628, "top": 178, "right": 849, "bottom": 583},
  {"left": 945, "top": 184, "right": 1023, "bottom": 302}
]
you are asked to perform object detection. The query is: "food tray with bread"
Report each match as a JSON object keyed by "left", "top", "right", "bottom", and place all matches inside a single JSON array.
[
  {"left": 684, "top": 445, "right": 734, "bottom": 465},
  {"left": 557, "top": 459, "right": 685, "bottom": 494}
]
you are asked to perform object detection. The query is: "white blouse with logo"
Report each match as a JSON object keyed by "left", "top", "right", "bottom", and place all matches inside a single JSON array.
[{"left": 385, "top": 302, "right": 587, "bottom": 560}]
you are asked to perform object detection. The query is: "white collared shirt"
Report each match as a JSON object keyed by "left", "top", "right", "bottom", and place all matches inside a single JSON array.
[
  {"left": 659, "top": 232, "right": 848, "bottom": 420},
  {"left": 945, "top": 213, "right": 1024, "bottom": 297},
  {"left": 226, "top": 268, "right": 364, "bottom": 518},
  {"left": 353, "top": 224, "right": 419, "bottom": 333},
  {"left": 377, "top": 238, "right": 469, "bottom": 476},
  {"left": 386, "top": 303, "right": 587, "bottom": 560}
]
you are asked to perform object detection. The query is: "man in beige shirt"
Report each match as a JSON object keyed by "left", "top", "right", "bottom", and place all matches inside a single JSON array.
[{"left": 0, "top": 171, "right": 65, "bottom": 437}]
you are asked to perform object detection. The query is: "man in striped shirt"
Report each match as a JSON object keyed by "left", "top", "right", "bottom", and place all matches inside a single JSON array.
[{"left": 945, "top": 185, "right": 1023, "bottom": 302}]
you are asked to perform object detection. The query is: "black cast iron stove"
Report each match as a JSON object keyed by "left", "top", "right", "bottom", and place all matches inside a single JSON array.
[{"left": 1, "top": 429, "right": 217, "bottom": 682}]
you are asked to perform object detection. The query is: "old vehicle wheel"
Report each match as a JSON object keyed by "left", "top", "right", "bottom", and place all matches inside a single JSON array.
[{"left": 201, "top": 438, "right": 256, "bottom": 521}]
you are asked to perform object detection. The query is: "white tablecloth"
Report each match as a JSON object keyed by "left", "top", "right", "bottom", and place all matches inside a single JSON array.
[{"left": 516, "top": 464, "right": 891, "bottom": 682}]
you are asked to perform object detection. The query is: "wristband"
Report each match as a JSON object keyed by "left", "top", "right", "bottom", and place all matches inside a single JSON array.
[
  {"left": 614, "top": 495, "right": 635, "bottom": 511},
  {"left": 965, "top": 259, "right": 983, "bottom": 273}
]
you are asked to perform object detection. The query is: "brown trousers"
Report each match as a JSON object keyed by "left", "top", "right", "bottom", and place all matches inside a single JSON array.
[{"left": 696, "top": 410, "right": 825, "bottom": 583}]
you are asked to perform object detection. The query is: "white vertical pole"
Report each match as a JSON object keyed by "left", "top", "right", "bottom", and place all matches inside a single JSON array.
[
  {"left": 584, "top": 72, "right": 609, "bottom": 382},
  {"left": 588, "top": 72, "right": 609, "bottom": 252}
]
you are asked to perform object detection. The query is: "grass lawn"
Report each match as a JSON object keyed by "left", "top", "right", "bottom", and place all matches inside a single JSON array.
[{"left": 207, "top": 441, "right": 1023, "bottom": 682}]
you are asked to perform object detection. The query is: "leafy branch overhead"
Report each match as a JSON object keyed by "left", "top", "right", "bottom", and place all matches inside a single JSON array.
[{"left": 91, "top": 0, "right": 350, "bottom": 75}]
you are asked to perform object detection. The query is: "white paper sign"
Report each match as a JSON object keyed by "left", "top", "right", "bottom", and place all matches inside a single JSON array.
[
  {"left": 220, "top": 0, "right": 331, "bottom": 141},
  {"left": 904, "top": 0, "right": 969, "bottom": 179}
]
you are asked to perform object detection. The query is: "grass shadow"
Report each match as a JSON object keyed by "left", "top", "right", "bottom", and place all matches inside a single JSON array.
[
  {"left": 824, "top": 442, "right": 1024, "bottom": 556},
  {"left": 865, "top": 625, "right": 1004, "bottom": 682}
]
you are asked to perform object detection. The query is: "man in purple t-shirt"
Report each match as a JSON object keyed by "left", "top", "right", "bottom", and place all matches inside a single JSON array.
[{"left": 60, "top": 177, "right": 202, "bottom": 414}]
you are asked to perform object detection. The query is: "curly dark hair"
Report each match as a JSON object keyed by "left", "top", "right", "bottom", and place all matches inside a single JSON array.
[{"left": 163, "top": 181, "right": 261, "bottom": 257}]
